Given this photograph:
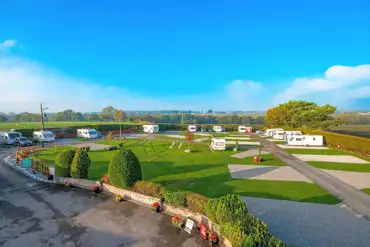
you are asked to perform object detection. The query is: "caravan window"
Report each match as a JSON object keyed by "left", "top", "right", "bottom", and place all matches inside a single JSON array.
[
  {"left": 43, "top": 133, "right": 54, "bottom": 138},
  {"left": 296, "top": 138, "right": 302, "bottom": 141},
  {"left": 88, "top": 130, "right": 97, "bottom": 135},
  {"left": 313, "top": 137, "right": 316, "bottom": 141},
  {"left": 8, "top": 133, "right": 20, "bottom": 139}
]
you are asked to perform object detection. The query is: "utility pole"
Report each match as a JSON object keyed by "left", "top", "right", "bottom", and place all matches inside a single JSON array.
[{"left": 40, "top": 103, "right": 48, "bottom": 131}]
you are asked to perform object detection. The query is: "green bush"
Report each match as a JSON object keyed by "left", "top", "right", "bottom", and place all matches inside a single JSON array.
[
  {"left": 55, "top": 149, "right": 76, "bottom": 169},
  {"left": 164, "top": 191, "right": 187, "bottom": 208},
  {"left": 54, "top": 166, "right": 69, "bottom": 177},
  {"left": 108, "top": 149, "right": 142, "bottom": 188},
  {"left": 118, "top": 142, "right": 124, "bottom": 148},
  {"left": 70, "top": 148, "right": 91, "bottom": 179},
  {"left": 222, "top": 222, "right": 245, "bottom": 247},
  {"left": 132, "top": 181, "right": 167, "bottom": 199},
  {"left": 186, "top": 193, "right": 208, "bottom": 215}
]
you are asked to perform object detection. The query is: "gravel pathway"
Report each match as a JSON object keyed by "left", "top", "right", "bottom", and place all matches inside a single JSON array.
[
  {"left": 230, "top": 149, "right": 269, "bottom": 158},
  {"left": 73, "top": 142, "right": 110, "bottom": 151},
  {"left": 293, "top": 154, "right": 370, "bottom": 164},
  {"left": 226, "top": 141, "right": 260, "bottom": 145},
  {"left": 242, "top": 196, "right": 370, "bottom": 247},
  {"left": 224, "top": 136, "right": 252, "bottom": 140}
]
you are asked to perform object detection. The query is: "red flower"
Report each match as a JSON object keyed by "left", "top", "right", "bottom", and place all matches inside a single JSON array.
[{"left": 153, "top": 202, "right": 160, "bottom": 208}]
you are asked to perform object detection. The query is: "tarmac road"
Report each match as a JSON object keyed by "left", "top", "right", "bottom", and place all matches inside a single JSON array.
[
  {"left": 0, "top": 147, "right": 209, "bottom": 247},
  {"left": 253, "top": 134, "right": 370, "bottom": 219}
]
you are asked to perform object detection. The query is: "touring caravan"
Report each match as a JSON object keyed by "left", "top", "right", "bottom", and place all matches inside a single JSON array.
[
  {"left": 33, "top": 130, "right": 55, "bottom": 142},
  {"left": 77, "top": 129, "right": 98, "bottom": 139},
  {"left": 238, "top": 126, "right": 253, "bottom": 133},
  {"left": 143, "top": 125, "right": 159, "bottom": 134},
  {"left": 273, "top": 130, "right": 285, "bottom": 140},
  {"left": 211, "top": 138, "right": 226, "bottom": 151},
  {"left": 287, "top": 135, "right": 324, "bottom": 146},
  {"left": 213, "top": 125, "right": 224, "bottom": 132},
  {"left": 284, "top": 131, "right": 302, "bottom": 141},
  {"left": 0, "top": 131, "right": 22, "bottom": 145},
  {"left": 188, "top": 125, "right": 197, "bottom": 132},
  {"left": 264, "top": 128, "right": 284, "bottom": 137}
]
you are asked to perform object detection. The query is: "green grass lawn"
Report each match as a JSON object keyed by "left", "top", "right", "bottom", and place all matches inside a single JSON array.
[
  {"left": 361, "top": 188, "right": 370, "bottom": 195},
  {"left": 284, "top": 148, "right": 350, "bottom": 155},
  {"left": 36, "top": 140, "right": 339, "bottom": 204},
  {"left": 307, "top": 161, "right": 370, "bottom": 172}
]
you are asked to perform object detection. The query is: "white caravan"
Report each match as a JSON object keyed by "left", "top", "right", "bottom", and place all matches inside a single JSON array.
[
  {"left": 264, "top": 128, "right": 284, "bottom": 137},
  {"left": 0, "top": 131, "right": 22, "bottom": 145},
  {"left": 238, "top": 126, "right": 253, "bottom": 133},
  {"left": 211, "top": 138, "right": 226, "bottom": 151},
  {"left": 143, "top": 125, "right": 159, "bottom": 134},
  {"left": 287, "top": 135, "right": 324, "bottom": 146},
  {"left": 273, "top": 130, "right": 285, "bottom": 140},
  {"left": 188, "top": 125, "right": 197, "bottom": 132},
  {"left": 213, "top": 125, "right": 224, "bottom": 132},
  {"left": 77, "top": 128, "right": 98, "bottom": 139},
  {"left": 33, "top": 130, "right": 55, "bottom": 142},
  {"left": 284, "top": 131, "right": 302, "bottom": 141}
]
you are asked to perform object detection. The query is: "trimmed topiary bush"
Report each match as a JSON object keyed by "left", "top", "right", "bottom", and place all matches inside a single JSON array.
[
  {"left": 108, "top": 149, "right": 142, "bottom": 188},
  {"left": 70, "top": 148, "right": 91, "bottom": 179},
  {"left": 55, "top": 149, "right": 76, "bottom": 177}
]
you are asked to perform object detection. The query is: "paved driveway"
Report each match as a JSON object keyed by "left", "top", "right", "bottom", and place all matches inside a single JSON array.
[{"left": 0, "top": 149, "right": 208, "bottom": 247}]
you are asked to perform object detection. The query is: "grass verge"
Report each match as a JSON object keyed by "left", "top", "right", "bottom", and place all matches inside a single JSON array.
[{"left": 307, "top": 161, "right": 370, "bottom": 173}]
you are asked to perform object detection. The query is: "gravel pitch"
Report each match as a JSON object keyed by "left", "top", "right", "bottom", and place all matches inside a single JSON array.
[
  {"left": 230, "top": 149, "right": 270, "bottom": 158},
  {"left": 293, "top": 154, "right": 370, "bottom": 164},
  {"left": 242, "top": 196, "right": 370, "bottom": 247}
]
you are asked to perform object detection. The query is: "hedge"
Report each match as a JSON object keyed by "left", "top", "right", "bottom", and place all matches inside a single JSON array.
[
  {"left": 302, "top": 129, "right": 370, "bottom": 156},
  {"left": 70, "top": 148, "right": 91, "bottom": 179}
]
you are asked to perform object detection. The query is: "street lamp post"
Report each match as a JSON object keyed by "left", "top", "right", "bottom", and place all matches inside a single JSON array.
[{"left": 40, "top": 103, "right": 48, "bottom": 131}]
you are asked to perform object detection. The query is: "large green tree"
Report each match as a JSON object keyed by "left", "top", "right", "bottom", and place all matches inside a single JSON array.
[{"left": 265, "top": 100, "right": 341, "bottom": 129}]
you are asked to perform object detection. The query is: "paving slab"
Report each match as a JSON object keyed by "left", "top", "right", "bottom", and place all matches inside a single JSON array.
[
  {"left": 323, "top": 170, "right": 370, "bottom": 189},
  {"left": 277, "top": 144, "right": 329, "bottom": 149},
  {"left": 293, "top": 154, "right": 370, "bottom": 164},
  {"left": 74, "top": 142, "right": 110, "bottom": 151},
  {"left": 228, "top": 164, "right": 312, "bottom": 182}
]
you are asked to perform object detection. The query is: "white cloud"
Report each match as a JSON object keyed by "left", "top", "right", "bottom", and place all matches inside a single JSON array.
[
  {"left": 0, "top": 40, "right": 17, "bottom": 50},
  {"left": 273, "top": 64, "right": 370, "bottom": 107},
  {"left": 0, "top": 56, "right": 178, "bottom": 112}
]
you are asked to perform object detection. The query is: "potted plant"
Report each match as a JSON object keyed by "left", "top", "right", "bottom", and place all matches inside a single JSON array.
[
  {"left": 152, "top": 201, "right": 161, "bottom": 213},
  {"left": 171, "top": 216, "right": 184, "bottom": 229},
  {"left": 208, "top": 230, "right": 219, "bottom": 246},
  {"left": 114, "top": 194, "right": 123, "bottom": 203}
]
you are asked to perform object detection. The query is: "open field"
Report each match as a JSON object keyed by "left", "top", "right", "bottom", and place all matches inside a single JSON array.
[
  {"left": 0, "top": 121, "right": 137, "bottom": 130},
  {"left": 35, "top": 140, "right": 339, "bottom": 204},
  {"left": 329, "top": 124, "right": 370, "bottom": 138}
]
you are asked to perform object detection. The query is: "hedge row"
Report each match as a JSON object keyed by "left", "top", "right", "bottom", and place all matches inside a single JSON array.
[
  {"left": 302, "top": 129, "right": 370, "bottom": 156},
  {"left": 15, "top": 124, "right": 265, "bottom": 137},
  {"left": 131, "top": 181, "right": 286, "bottom": 246}
]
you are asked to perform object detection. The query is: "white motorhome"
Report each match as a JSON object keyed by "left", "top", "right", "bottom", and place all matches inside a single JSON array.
[
  {"left": 273, "top": 130, "right": 285, "bottom": 140},
  {"left": 213, "top": 125, "right": 224, "bottom": 132},
  {"left": 33, "top": 130, "right": 55, "bottom": 142},
  {"left": 238, "top": 126, "right": 253, "bottom": 133},
  {"left": 287, "top": 135, "right": 324, "bottom": 146},
  {"left": 284, "top": 131, "right": 302, "bottom": 141},
  {"left": 188, "top": 125, "right": 197, "bottom": 132},
  {"left": 0, "top": 131, "right": 22, "bottom": 145},
  {"left": 264, "top": 128, "right": 284, "bottom": 137},
  {"left": 211, "top": 138, "right": 226, "bottom": 151},
  {"left": 77, "top": 128, "right": 98, "bottom": 139},
  {"left": 143, "top": 125, "right": 159, "bottom": 134}
]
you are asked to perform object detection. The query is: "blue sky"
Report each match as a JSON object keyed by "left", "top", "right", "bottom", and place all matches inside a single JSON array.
[{"left": 1, "top": 0, "right": 370, "bottom": 112}]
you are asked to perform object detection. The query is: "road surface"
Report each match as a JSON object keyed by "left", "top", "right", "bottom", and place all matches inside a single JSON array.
[
  {"left": 253, "top": 134, "right": 370, "bottom": 219},
  {"left": 0, "top": 147, "right": 208, "bottom": 247}
]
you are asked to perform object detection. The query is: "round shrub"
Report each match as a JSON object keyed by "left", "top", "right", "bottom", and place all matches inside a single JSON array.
[
  {"left": 55, "top": 149, "right": 76, "bottom": 169},
  {"left": 70, "top": 148, "right": 91, "bottom": 179},
  {"left": 108, "top": 149, "right": 142, "bottom": 188}
]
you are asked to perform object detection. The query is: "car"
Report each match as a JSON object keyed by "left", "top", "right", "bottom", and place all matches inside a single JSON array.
[{"left": 14, "top": 137, "right": 33, "bottom": 147}]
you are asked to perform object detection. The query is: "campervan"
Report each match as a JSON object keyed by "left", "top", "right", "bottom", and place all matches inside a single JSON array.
[
  {"left": 238, "top": 126, "right": 253, "bottom": 133},
  {"left": 213, "top": 125, "right": 224, "bottom": 132},
  {"left": 143, "top": 125, "right": 159, "bottom": 134},
  {"left": 77, "top": 129, "right": 98, "bottom": 139},
  {"left": 273, "top": 130, "right": 285, "bottom": 140},
  {"left": 284, "top": 131, "right": 302, "bottom": 141},
  {"left": 211, "top": 138, "right": 226, "bottom": 151},
  {"left": 287, "top": 135, "right": 324, "bottom": 146},
  {"left": 188, "top": 125, "right": 197, "bottom": 132},
  {"left": 0, "top": 131, "right": 22, "bottom": 145},
  {"left": 264, "top": 128, "right": 284, "bottom": 137},
  {"left": 33, "top": 130, "right": 55, "bottom": 142}
]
